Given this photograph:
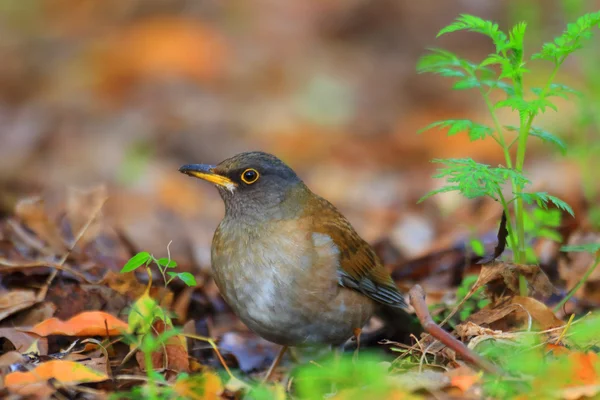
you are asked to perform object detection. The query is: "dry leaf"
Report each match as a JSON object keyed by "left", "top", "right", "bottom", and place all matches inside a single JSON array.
[
  {"left": 27, "top": 311, "right": 128, "bottom": 336},
  {"left": 0, "top": 290, "right": 38, "bottom": 322},
  {"left": 0, "top": 328, "right": 47, "bottom": 355},
  {"left": 0, "top": 351, "right": 27, "bottom": 368},
  {"left": 560, "top": 384, "right": 600, "bottom": 400},
  {"left": 10, "top": 302, "right": 57, "bottom": 327},
  {"left": 455, "top": 321, "right": 502, "bottom": 339},
  {"left": 4, "top": 359, "right": 109, "bottom": 386},
  {"left": 467, "top": 296, "right": 562, "bottom": 332},
  {"left": 4, "top": 381, "right": 55, "bottom": 399},
  {"left": 474, "top": 262, "right": 554, "bottom": 300},
  {"left": 173, "top": 371, "right": 224, "bottom": 400},
  {"left": 14, "top": 196, "right": 65, "bottom": 253}
]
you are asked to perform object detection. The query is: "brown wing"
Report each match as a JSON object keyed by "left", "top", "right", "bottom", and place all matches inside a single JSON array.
[{"left": 306, "top": 195, "right": 407, "bottom": 308}]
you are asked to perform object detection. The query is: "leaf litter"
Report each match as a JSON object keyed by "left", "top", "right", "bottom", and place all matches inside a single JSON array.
[{"left": 0, "top": 180, "right": 597, "bottom": 399}]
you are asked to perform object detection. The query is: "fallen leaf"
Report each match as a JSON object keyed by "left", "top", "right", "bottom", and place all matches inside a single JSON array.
[
  {"left": 474, "top": 262, "right": 555, "bottom": 301},
  {"left": 4, "top": 381, "right": 55, "bottom": 399},
  {"left": 14, "top": 196, "right": 65, "bottom": 253},
  {"left": 173, "top": 371, "right": 223, "bottom": 400},
  {"left": 466, "top": 296, "right": 563, "bottom": 332},
  {"left": 455, "top": 321, "right": 502, "bottom": 340},
  {"left": 446, "top": 366, "right": 481, "bottom": 392},
  {"left": 0, "top": 290, "right": 38, "bottom": 322},
  {"left": 27, "top": 311, "right": 128, "bottom": 336},
  {"left": 511, "top": 296, "right": 563, "bottom": 330},
  {"left": 0, "top": 328, "right": 47, "bottom": 355},
  {"left": 570, "top": 352, "right": 599, "bottom": 386},
  {"left": 0, "top": 351, "right": 27, "bottom": 368},
  {"left": 10, "top": 302, "right": 56, "bottom": 327},
  {"left": 560, "top": 384, "right": 600, "bottom": 400},
  {"left": 546, "top": 343, "right": 571, "bottom": 356},
  {"left": 4, "top": 359, "right": 109, "bottom": 386}
]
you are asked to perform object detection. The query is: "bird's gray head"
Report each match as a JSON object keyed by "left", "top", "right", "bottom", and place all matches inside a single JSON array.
[{"left": 179, "top": 152, "right": 305, "bottom": 219}]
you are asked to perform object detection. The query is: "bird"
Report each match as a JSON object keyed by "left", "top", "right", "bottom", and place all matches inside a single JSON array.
[{"left": 179, "top": 151, "right": 409, "bottom": 380}]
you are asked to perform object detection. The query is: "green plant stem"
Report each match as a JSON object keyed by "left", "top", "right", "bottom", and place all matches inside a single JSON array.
[
  {"left": 513, "top": 63, "right": 562, "bottom": 266},
  {"left": 554, "top": 255, "right": 600, "bottom": 312},
  {"left": 144, "top": 347, "right": 159, "bottom": 400}
]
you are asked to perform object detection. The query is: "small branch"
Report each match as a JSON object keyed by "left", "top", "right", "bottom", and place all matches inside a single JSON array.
[
  {"left": 408, "top": 285, "right": 502, "bottom": 375},
  {"left": 0, "top": 258, "right": 99, "bottom": 284},
  {"left": 37, "top": 196, "right": 107, "bottom": 300}
]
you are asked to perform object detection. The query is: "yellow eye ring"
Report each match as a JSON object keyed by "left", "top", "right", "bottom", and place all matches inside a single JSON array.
[{"left": 241, "top": 168, "right": 260, "bottom": 184}]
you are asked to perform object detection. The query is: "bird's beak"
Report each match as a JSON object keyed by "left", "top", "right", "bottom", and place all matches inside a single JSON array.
[{"left": 179, "top": 164, "right": 236, "bottom": 190}]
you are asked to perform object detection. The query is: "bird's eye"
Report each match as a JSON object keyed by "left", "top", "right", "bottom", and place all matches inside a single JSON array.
[{"left": 241, "top": 168, "right": 259, "bottom": 184}]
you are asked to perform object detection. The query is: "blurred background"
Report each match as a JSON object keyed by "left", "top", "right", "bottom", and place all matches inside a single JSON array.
[{"left": 0, "top": 0, "right": 598, "bottom": 269}]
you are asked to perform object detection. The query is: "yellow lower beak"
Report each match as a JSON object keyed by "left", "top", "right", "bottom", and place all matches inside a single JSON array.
[{"left": 179, "top": 164, "right": 236, "bottom": 189}]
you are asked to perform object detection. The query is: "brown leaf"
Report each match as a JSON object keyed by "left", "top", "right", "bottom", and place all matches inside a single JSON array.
[
  {"left": 466, "top": 296, "right": 563, "bottom": 332},
  {"left": 14, "top": 196, "right": 66, "bottom": 253},
  {"left": 0, "top": 328, "right": 47, "bottom": 355},
  {"left": 0, "top": 351, "right": 27, "bottom": 368},
  {"left": 10, "top": 302, "right": 56, "bottom": 327},
  {"left": 473, "top": 262, "right": 554, "bottom": 301},
  {"left": 4, "top": 381, "right": 55, "bottom": 399},
  {"left": 0, "top": 290, "right": 37, "bottom": 322},
  {"left": 455, "top": 321, "right": 502, "bottom": 340}
]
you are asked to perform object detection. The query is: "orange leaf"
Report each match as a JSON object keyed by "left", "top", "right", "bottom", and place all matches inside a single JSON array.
[
  {"left": 173, "top": 372, "right": 224, "bottom": 400},
  {"left": 570, "top": 352, "right": 599, "bottom": 386},
  {"left": 4, "top": 360, "right": 108, "bottom": 386},
  {"left": 546, "top": 343, "right": 570, "bottom": 356},
  {"left": 450, "top": 373, "right": 480, "bottom": 392},
  {"left": 28, "top": 311, "right": 128, "bottom": 336}
]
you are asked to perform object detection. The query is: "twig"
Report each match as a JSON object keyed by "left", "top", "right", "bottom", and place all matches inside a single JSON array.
[
  {"left": 182, "top": 333, "right": 234, "bottom": 380},
  {"left": 0, "top": 258, "right": 99, "bottom": 284},
  {"left": 37, "top": 196, "right": 107, "bottom": 300},
  {"left": 408, "top": 285, "right": 503, "bottom": 375}
]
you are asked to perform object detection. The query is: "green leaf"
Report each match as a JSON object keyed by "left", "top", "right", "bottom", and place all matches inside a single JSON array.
[
  {"left": 121, "top": 251, "right": 151, "bottom": 273},
  {"left": 168, "top": 272, "right": 197, "bottom": 287},
  {"left": 452, "top": 77, "right": 481, "bottom": 90},
  {"left": 532, "top": 83, "right": 582, "bottom": 99},
  {"left": 496, "top": 97, "right": 557, "bottom": 114},
  {"left": 516, "top": 192, "right": 574, "bottom": 217},
  {"left": 532, "top": 11, "right": 600, "bottom": 63},
  {"left": 417, "top": 48, "right": 478, "bottom": 76},
  {"left": 529, "top": 127, "right": 567, "bottom": 154},
  {"left": 437, "top": 14, "right": 509, "bottom": 54},
  {"left": 419, "top": 158, "right": 523, "bottom": 203},
  {"left": 561, "top": 243, "right": 600, "bottom": 253},
  {"left": 157, "top": 258, "right": 178, "bottom": 268},
  {"left": 537, "top": 228, "right": 563, "bottom": 242},
  {"left": 508, "top": 21, "right": 527, "bottom": 49},
  {"left": 418, "top": 120, "right": 494, "bottom": 141},
  {"left": 505, "top": 125, "right": 567, "bottom": 154},
  {"left": 470, "top": 239, "right": 485, "bottom": 256},
  {"left": 418, "top": 185, "right": 460, "bottom": 203}
]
